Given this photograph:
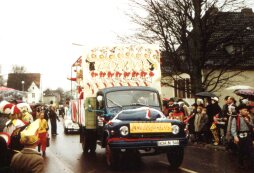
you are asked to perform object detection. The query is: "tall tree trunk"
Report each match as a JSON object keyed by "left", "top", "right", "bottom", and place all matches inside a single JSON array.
[{"left": 190, "top": 68, "right": 203, "bottom": 94}]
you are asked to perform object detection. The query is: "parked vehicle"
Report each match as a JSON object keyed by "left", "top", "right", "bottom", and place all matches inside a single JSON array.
[
  {"left": 63, "top": 116, "right": 79, "bottom": 134},
  {"left": 63, "top": 103, "right": 79, "bottom": 134}
]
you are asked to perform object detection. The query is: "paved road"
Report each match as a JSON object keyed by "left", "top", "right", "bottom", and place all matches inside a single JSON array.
[{"left": 44, "top": 119, "right": 253, "bottom": 173}]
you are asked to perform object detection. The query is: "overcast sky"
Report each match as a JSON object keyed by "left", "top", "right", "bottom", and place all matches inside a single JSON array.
[
  {"left": 0, "top": 0, "right": 132, "bottom": 90},
  {"left": 0, "top": 0, "right": 253, "bottom": 91}
]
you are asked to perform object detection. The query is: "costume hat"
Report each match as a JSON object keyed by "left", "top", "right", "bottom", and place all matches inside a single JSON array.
[
  {"left": 10, "top": 105, "right": 21, "bottom": 115},
  {"left": 2, "top": 103, "right": 14, "bottom": 114},
  {"left": 20, "top": 134, "right": 39, "bottom": 146},
  {"left": 20, "top": 119, "right": 40, "bottom": 145},
  {"left": 211, "top": 97, "right": 219, "bottom": 102}
]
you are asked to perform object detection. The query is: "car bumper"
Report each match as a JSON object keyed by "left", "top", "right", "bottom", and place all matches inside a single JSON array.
[
  {"left": 108, "top": 137, "right": 187, "bottom": 149},
  {"left": 64, "top": 122, "right": 80, "bottom": 131}
]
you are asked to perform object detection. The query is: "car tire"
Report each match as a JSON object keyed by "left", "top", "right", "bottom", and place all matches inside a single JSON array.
[
  {"left": 167, "top": 147, "right": 184, "bottom": 169},
  {"left": 106, "top": 142, "right": 120, "bottom": 170}
]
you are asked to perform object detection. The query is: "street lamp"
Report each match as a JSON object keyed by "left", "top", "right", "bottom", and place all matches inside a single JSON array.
[{"left": 21, "top": 80, "right": 25, "bottom": 91}]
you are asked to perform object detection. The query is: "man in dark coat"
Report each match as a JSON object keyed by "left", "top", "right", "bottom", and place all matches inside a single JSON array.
[{"left": 49, "top": 105, "right": 60, "bottom": 135}]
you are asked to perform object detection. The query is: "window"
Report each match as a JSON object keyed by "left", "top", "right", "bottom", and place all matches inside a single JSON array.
[
  {"left": 106, "top": 90, "right": 160, "bottom": 107},
  {"left": 174, "top": 78, "right": 192, "bottom": 98},
  {"left": 32, "top": 93, "right": 35, "bottom": 98}
]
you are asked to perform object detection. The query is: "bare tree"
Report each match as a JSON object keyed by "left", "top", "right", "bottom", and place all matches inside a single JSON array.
[
  {"left": 126, "top": 0, "right": 253, "bottom": 94},
  {"left": 11, "top": 65, "right": 27, "bottom": 73}
]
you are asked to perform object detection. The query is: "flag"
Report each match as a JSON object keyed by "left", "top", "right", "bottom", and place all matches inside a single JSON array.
[
  {"left": 67, "top": 77, "right": 77, "bottom": 81},
  {"left": 72, "top": 56, "right": 82, "bottom": 67},
  {"left": 146, "top": 108, "right": 151, "bottom": 119}
]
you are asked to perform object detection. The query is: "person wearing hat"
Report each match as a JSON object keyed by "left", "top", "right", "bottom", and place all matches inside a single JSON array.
[
  {"left": 3, "top": 105, "right": 25, "bottom": 136},
  {"left": 231, "top": 104, "right": 254, "bottom": 169},
  {"left": 10, "top": 133, "right": 44, "bottom": 173}
]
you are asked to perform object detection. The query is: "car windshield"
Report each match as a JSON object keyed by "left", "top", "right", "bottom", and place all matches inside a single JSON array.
[
  {"left": 113, "top": 107, "right": 165, "bottom": 121},
  {"left": 106, "top": 90, "right": 160, "bottom": 108}
]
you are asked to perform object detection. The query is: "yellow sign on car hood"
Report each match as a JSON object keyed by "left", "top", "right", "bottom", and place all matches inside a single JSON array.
[{"left": 130, "top": 122, "right": 172, "bottom": 133}]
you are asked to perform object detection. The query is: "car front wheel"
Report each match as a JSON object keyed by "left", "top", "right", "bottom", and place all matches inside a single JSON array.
[
  {"left": 106, "top": 142, "right": 120, "bottom": 170},
  {"left": 166, "top": 147, "right": 184, "bottom": 169}
]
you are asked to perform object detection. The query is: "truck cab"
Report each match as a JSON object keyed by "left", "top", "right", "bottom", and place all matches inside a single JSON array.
[{"left": 81, "top": 86, "right": 187, "bottom": 169}]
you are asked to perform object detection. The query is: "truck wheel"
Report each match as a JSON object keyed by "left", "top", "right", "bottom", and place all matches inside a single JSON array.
[
  {"left": 106, "top": 143, "right": 120, "bottom": 170},
  {"left": 167, "top": 147, "right": 184, "bottom": 169},
  {"left": 82, "top": 135, "right": 89, "bottom": 153}
]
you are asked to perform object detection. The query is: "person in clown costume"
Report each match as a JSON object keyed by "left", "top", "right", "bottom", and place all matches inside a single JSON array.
[
  {"left": 20, "top": 107, "right": 33, "bottom": 125},
  {"left": 3, "top": 105, "right": 25, "bottom": 136}
]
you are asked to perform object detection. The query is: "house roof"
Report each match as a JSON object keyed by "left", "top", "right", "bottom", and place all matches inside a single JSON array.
[
  {"left": 161, "top": 8, "right": 254, "bottom": 75},
  {"left": 206, "top": 8, "right": 254, "bottom": 68},
  {"left": 7, "top": 73, "right": 41, "bottom": 91}
]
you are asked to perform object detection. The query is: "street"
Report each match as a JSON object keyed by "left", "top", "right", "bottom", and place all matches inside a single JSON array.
[{"left": 43, "top": 120, "right": 253, "bottom": 173}]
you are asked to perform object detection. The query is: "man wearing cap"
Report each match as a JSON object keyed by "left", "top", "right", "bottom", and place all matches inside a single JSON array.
[
  {"left": 231, "top": 104, "right": 254, "bottom": 169},
  {"left": 10, "top": 134, "right": 44, "bottom": 173}
]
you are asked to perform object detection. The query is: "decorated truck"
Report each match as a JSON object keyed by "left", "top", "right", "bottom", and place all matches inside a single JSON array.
[{"left": 69, "top": 45, "right": 187, "bottom": 169}]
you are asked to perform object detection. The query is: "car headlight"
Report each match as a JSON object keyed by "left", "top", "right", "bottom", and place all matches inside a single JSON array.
[
  {"left": 119, "top": 126, "right": 129, "bottom": 136},
  {"left": 172, "top": 125, "right": 180, "bottom": 135}
]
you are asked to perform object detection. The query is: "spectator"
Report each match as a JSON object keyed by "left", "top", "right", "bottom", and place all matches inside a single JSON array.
[
  {"left": 220, "top": 96, "right": 231, "bottom": 139},
  {"left": 206, "top": 97, "right": 222, "bottom": 143},
  {"left": 10, "top": 134, "right": 44, "bottom": 173},
  {"left": 0, "top": 134, "right": 13, "bottom": 173},
  {"left": 169, "top": 104, "right": 184, "bottom": 122},
  {"left": 210, "top": 97, "right": 223, "bottom": 145},
  {"left": 184, "top": 103, "right": 197, "bottom": 142},
  {"left": 49, "top": 105, "right": 60, "bottom": 135},
  {"left": 178, "top": 99, "right": 190, "bottom": 117},
  {"left": 162, "top": 98, "right": 169, "bottom": 116},
  {"left": 226, "top": 96, "right": 238, "bottom": 143},
  {"left": 194, "top": 105, "right": 208, "bottom": 143},
  {"left": 43, "top": 106, "right": 49, "bottom": 122},
  {"left": 231, "top": 104, "right": 254, "bottom": 169},
  {"left": 167, "top": 98, "right": 175, "bottom": 117}
]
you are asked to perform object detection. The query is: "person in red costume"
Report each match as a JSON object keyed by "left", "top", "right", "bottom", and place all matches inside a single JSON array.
[{"left": 169, "top": 104, "right": 185, "bottom": 122}]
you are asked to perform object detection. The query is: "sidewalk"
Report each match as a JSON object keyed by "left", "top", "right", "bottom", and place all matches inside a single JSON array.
[
  {"left": 188, "top": 141, "right": 254, "bottom": 151},
  {"left": 187, "top": 142, "right": 227, "bottom": 151}
]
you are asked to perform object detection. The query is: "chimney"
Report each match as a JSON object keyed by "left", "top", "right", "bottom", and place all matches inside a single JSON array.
[{"left": 241, "top": 8, "right": 253, "bottom": 16}]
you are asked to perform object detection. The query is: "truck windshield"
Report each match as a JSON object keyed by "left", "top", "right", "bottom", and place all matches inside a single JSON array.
[{"left": 106, "top": 90, "right": 160, "bottom": 108}]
